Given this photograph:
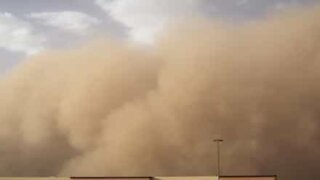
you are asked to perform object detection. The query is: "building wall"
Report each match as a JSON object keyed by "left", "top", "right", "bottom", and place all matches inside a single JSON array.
[
  {"left": 71, "top": 178, "right": 151, "bottom": 180},
  {"left": 0, "top": 178, "right": 69, "bottom": 180},
  {"left": 0, "top": 176, "right": 274, "bottom": 180},
  {"left": 219, "top": 176, "right": 276, "bottom": 180},
  {"left": 155, "top": 176, "right": 218, "bottom": 180}
]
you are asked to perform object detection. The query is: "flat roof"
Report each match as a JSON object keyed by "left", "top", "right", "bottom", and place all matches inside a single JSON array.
[{"left": 0, "top": 175, "right": 276, "bottom": 180}]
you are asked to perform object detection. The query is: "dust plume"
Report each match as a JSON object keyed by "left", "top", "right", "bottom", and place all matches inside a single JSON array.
[{"left": 0, "top": 5, "right": 320, "bottom": 180}]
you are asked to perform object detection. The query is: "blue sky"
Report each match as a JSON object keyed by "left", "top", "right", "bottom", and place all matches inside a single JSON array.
[{"left": 0, "top": 0, "right": 317, "bottom": 75}]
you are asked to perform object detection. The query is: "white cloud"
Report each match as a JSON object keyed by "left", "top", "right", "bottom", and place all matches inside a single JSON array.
[
  {"left": 95, "top": 0, "right": 204, "bottom": 43},
  {"left": 0, "top": 13, "right": 46, "bottom": 55},
  {"left": 275, "top": 2, "right": 287, "bottom": 10},
  {"left": 237, "top": 0, "right": 249, "bottom": 6},
  {"left": 29, "top": 11, "right": 100, "bottom": 35}
]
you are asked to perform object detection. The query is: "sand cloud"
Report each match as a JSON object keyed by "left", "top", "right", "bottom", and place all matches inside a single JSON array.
[{"left": 0, "top": 5, "right": 320, "bottom": 180}]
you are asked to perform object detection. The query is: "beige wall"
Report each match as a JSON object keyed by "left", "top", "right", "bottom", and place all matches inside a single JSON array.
[
  {"left": 0, "top": 176, "right": 274, "bottom": 180},
  {"left": 0, "top": 178, "right": 69, "bottom": 180},
  {"left": 70, "top": 177, "right": 219, "bottom": 180},
  {"left": 70, "top": 178, "right": 151, "bottom": 180},
  {"left": 220, "top": 177, "right": 276, "bottom": 180},
  {"left": 0, "top": 178, "right": 150, "bottom": 180},
  {"left": 155, "top": 176, "right": 218, "bottom": 180}
]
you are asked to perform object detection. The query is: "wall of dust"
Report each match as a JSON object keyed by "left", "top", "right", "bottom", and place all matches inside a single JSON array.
[{"left": 0, "top": 5, "right": 320, "bottom": 180}]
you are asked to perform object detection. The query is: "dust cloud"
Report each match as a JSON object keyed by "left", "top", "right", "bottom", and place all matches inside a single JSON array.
[{"left": 0, "top": 6, "right": 320, "bottom": 180}]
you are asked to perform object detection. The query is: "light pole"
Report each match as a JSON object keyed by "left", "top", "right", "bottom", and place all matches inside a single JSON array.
[{"left": 213, "top": 139, "right": 223, "bottom": 176}]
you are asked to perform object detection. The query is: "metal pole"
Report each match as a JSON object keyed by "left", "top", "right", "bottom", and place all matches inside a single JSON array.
[{"left": 213, "top": 139, "right": 223, "bottom": 176}]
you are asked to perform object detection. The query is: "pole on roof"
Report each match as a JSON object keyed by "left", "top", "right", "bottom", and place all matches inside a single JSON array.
[{"left": 213, "top": 139, "right": 224, "bottom": 177}]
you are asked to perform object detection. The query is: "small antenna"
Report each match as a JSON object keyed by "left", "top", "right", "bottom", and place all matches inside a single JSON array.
[{"left": 213, "top": 139, "right": 224, "bottom": 176}]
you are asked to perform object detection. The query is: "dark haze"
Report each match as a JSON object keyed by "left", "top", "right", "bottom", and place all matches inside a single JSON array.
[{"left": 0, "top": 6, "right": 320, "bottom": 180}]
